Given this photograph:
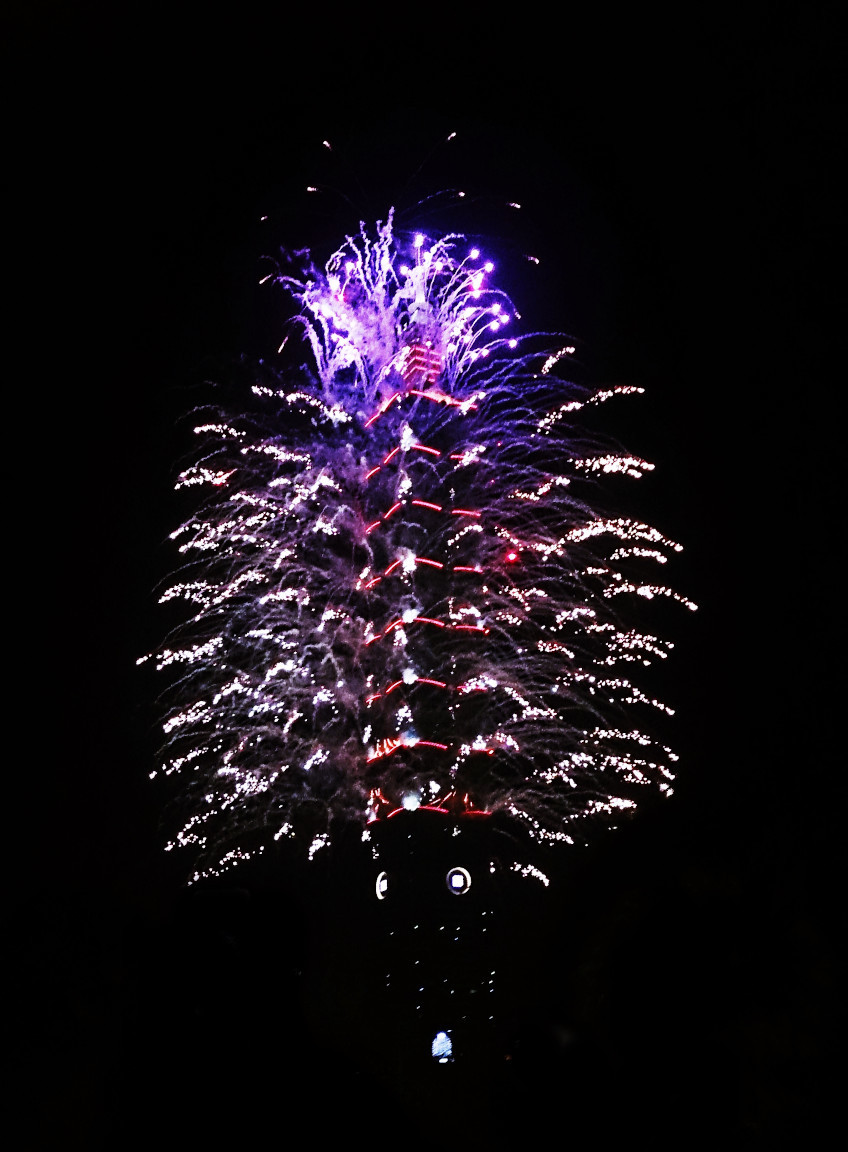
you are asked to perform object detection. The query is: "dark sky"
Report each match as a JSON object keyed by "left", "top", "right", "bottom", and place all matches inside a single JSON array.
[{"left": 10, "top": 8, "right": 841, "bottom": 1144}]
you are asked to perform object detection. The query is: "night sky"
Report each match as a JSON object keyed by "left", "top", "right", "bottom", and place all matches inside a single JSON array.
[{"left": 11, "top": 8, "right": 840, "bottom": 1146}]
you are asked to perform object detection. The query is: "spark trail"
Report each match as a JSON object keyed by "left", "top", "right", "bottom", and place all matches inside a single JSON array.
[{"left": 142, "top": 214, "right": 695, "bottom": 882}]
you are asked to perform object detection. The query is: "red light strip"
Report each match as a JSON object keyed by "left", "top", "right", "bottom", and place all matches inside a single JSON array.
[
  {"left": 365, "top": 520, "right": 381, "bottom": 534},
  {"left": 363, "top": 392, "right": 401, "bottom": 428},
  {"left": 412, "top": 499, "right": 443, "bottom": 511},
  {"left": 383, "top": 502, "right": 402, "bottom": 519},
  {"left": 454, "top": 624, "right": 489, "bottom": 633},
  {"left": 383, "top": 446, "right": 401, "bottom": 464},
  {"left": 407, "top": 389, "right": 477, "bottom": 412},
  {"left": 415, "top": 557, "right": 444, "bottom": 568},
  {"left": 365, "top": 466, "right": 380, "bottom": 480},
  {"left": 380, "top": 676, "right": 448, "bottom": 694},
  {"left": 385, "top": 805, "right": 450, "bottom": 818},
  {"left": 451, "top": 508, "right": 480, "bottom": 517},
  {"left": 365, "top": 735, "right": 449, "bottom": 764},
  {"left": 453, "top": 565, "right": 479, "bottom": 572},
  {"left": 365, "top": 616, "right": 447, "bottom": 642},
  {"left": 384, "top": 559, "right": 402, "bottom": 576},
  {"left": 365, "top": 576, "right": 382, "bottom": 588},
  {"left": 412, "top": 444, "right": 440, "bottom": 456},
  {"left": 367, "top": 745, "right": 399, "bottom": 762}
]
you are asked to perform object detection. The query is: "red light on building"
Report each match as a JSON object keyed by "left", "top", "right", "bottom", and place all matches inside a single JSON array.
[{"left": 401, "top": 343, "right": 442, "bottom": 387}]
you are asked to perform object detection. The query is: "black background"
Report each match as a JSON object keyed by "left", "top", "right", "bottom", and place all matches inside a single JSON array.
[{"left": 8, "top": 5, "right": 841, "bottom": 1146}]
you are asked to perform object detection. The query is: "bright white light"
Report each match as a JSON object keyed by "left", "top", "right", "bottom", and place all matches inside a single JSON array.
[
  {"left": 402, "top": 794, "right": 420, "bottom": 811},
  {"left": 376, "top": 871, "right": 388, "bottom": 899},
  {"left": 446, "top": 866, "right": 471, "bottom": 894},
  {"left": 432, "top": 1031, "right": 453, "bottom": 1062}
]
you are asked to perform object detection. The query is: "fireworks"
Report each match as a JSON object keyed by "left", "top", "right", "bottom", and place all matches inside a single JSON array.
[{"left": 142, "top": 213, "right": 694, "bottom": 881}]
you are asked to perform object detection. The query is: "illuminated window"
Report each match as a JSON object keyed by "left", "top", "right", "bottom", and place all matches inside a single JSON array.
[{"left": 446, "top": 866, "right": 471, "bottom": 895}]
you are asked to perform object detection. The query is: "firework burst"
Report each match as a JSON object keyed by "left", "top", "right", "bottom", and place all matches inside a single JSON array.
[{"left": 142, "top": 213, "right": 694, "bottom": 881}]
